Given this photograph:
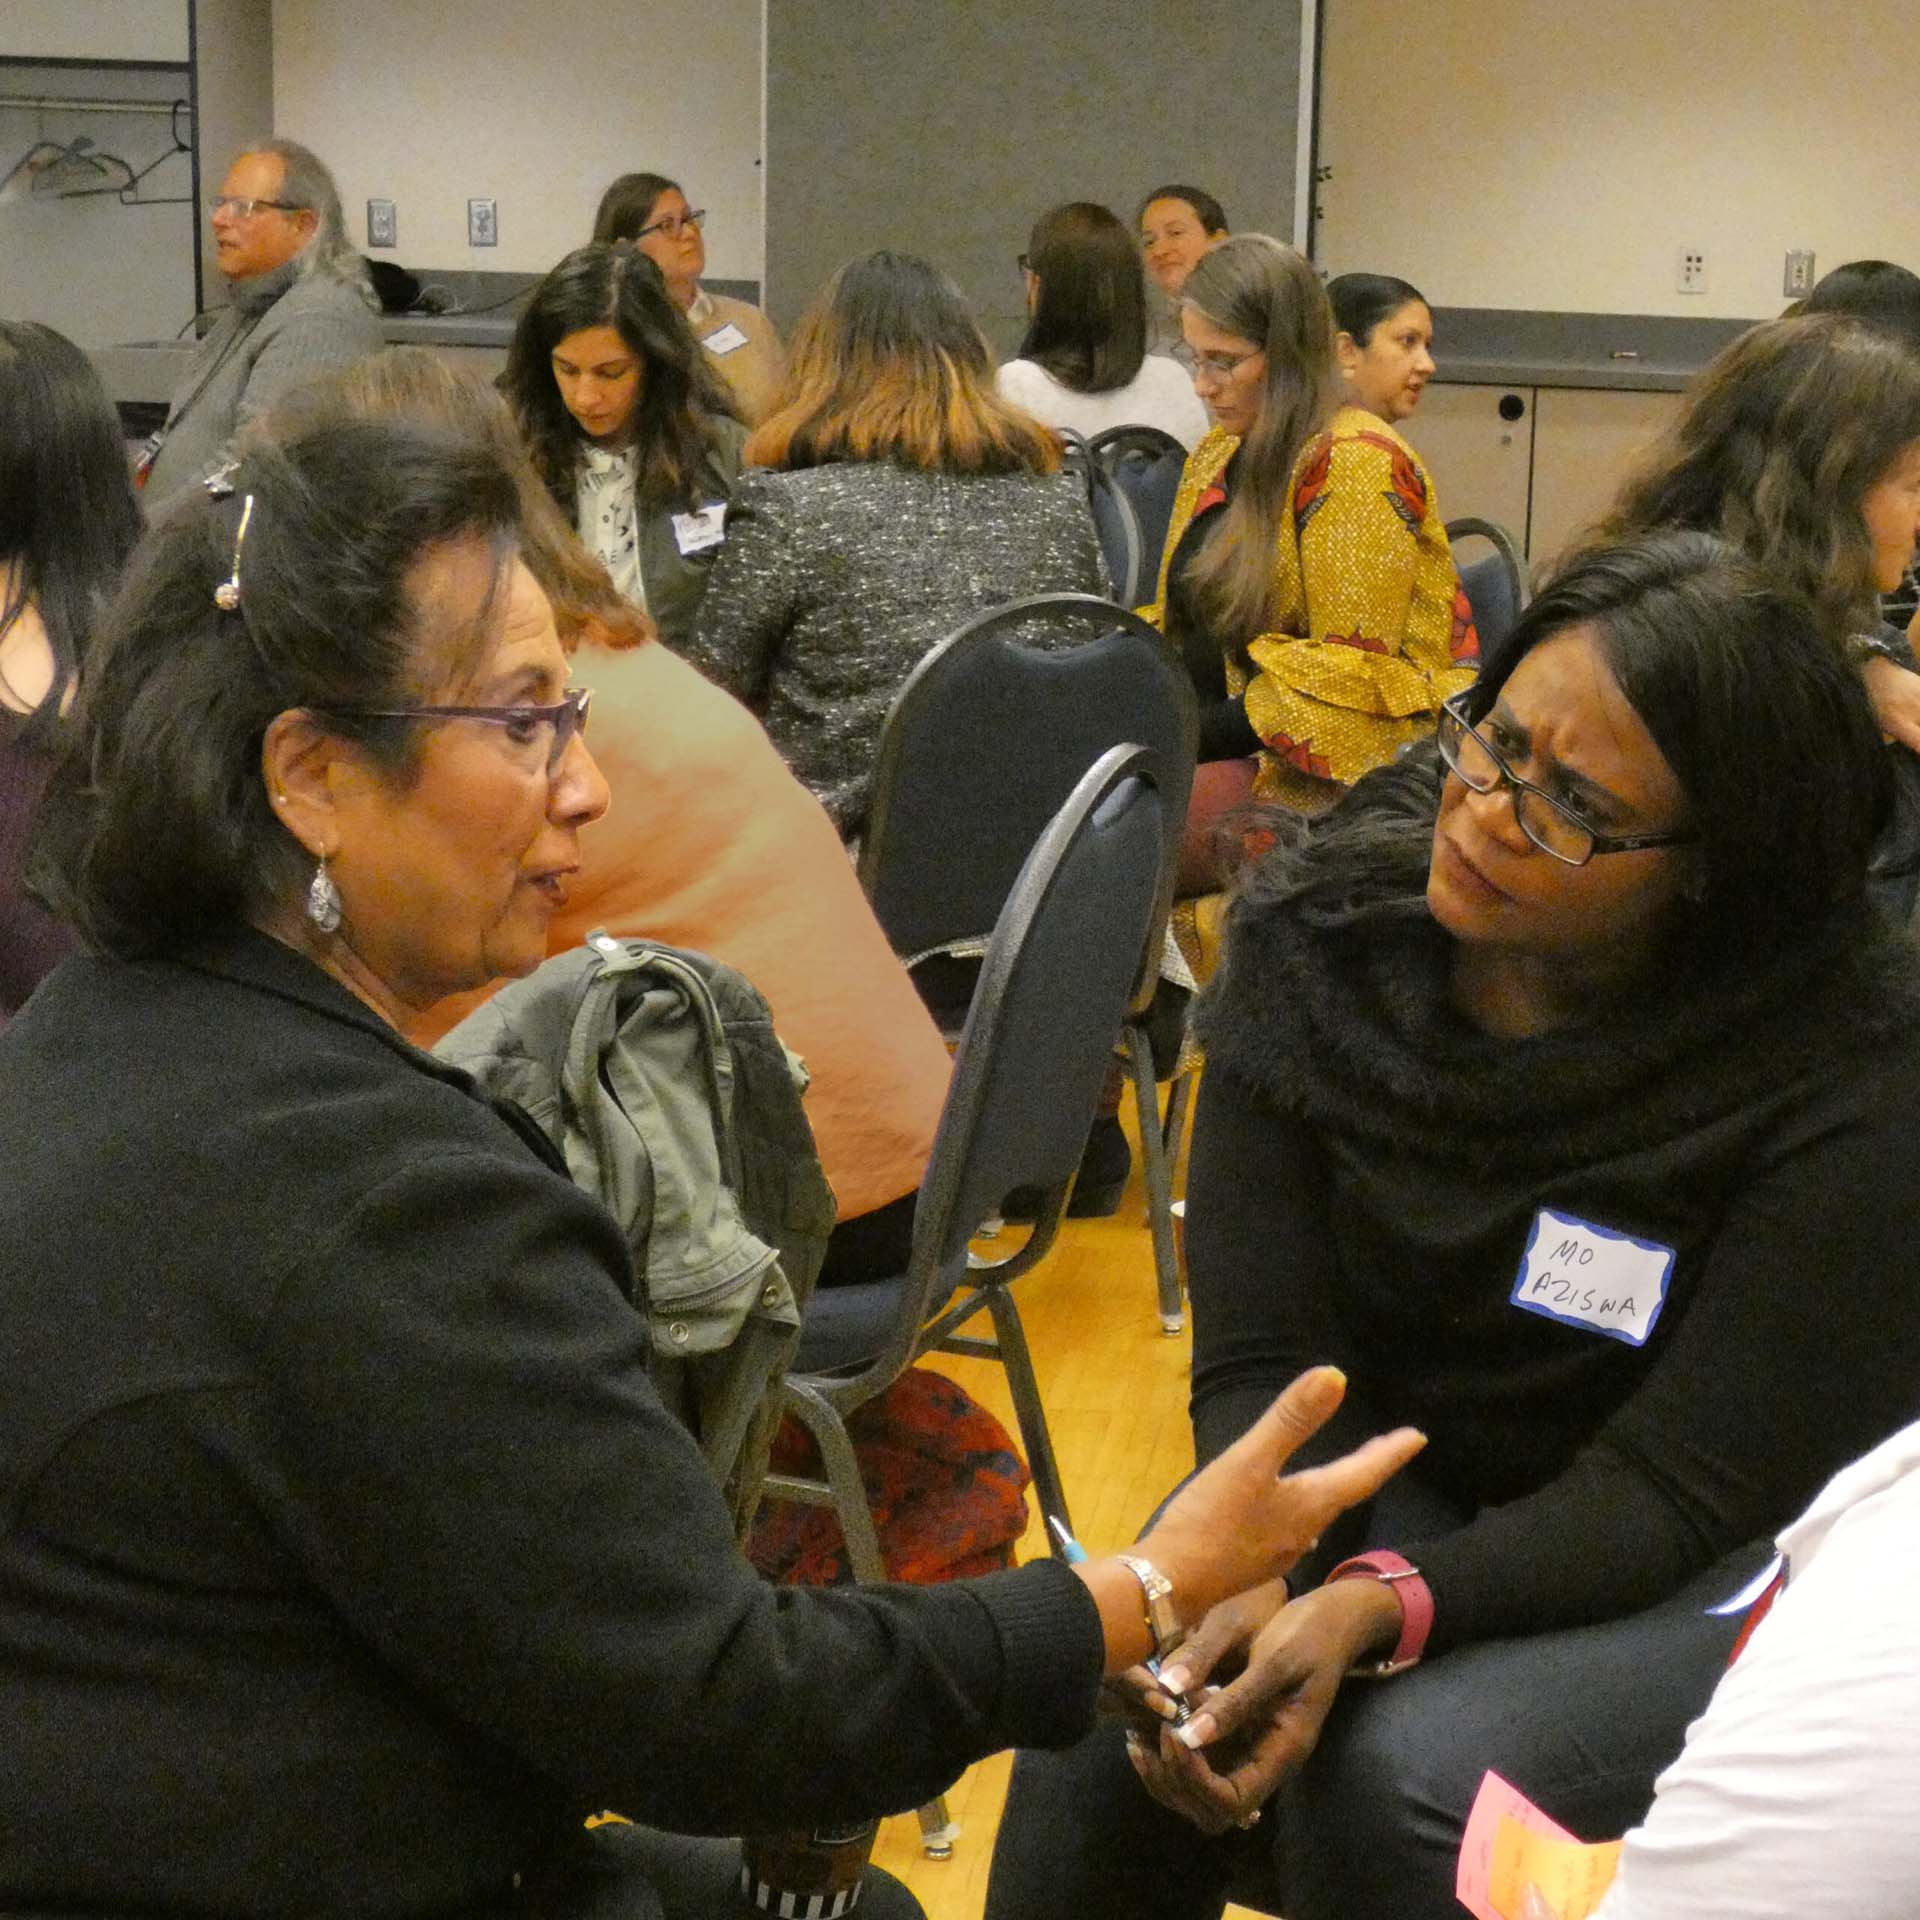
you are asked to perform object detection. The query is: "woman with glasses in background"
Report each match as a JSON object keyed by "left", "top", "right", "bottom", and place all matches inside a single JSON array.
[
  {"left": 503, "top": 242, "right": 746, "bottom": 651},
  {"left": 593, "top": 171, "right": 787, "bottom": 423},
  {"left": 1144, "top": 235, "right": 1475, "bottom": 922},
  {"left": 988, "top": 530, "right": 1920, "bottom": 1920}
]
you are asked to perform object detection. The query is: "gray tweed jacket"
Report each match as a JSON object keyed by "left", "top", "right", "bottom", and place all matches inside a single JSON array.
[
  {"left": 144, "top": 260, "right": 385, "bottom": 509},
  {"left": 679, "top": 462, "right": 1103, "bottom": 836}
]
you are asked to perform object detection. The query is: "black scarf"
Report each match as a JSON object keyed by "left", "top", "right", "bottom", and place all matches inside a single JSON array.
[{"left": 1195, "top": 762, "right": 1920, "bottom": 1181}]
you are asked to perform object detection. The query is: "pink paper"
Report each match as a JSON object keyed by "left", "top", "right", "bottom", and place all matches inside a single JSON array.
[{"left": 1456, "top": 1770, "right": 1576, "bottom": 1919}]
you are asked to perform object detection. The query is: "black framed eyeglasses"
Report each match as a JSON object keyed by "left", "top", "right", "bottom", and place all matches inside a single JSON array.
[
  {"left": 316, "top": 686, "right": 592, "bottom": 776},
  {"left": 1016, "top": 252, "right": 1031, "bottom": 274},
  {"left": 207, "top": 195, "right": 305, "bottom": 218},
  {"left": 635, "top": 207, "right": 706, "bottom": 240},
  {"left": 1436, "top": 694, "right": 1694, "bottom": 867}
]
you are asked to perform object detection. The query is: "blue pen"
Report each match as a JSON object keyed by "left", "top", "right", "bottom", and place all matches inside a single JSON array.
[{"left": 1049, "top": 1516, "right": 1193, "bottom": 1725}]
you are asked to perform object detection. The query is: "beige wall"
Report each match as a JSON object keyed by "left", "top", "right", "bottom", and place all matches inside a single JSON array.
[
  {"left": 1, "top": 0, "right": 187, "bottom": 62},
  {"left": 271, "top": 0, "right": 764, "bottom": 278},
  {"left": 1316, "top": 0, "right": 1917, "bottom": 318}
]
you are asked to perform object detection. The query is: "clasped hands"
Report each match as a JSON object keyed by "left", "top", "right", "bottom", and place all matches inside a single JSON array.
[{"left": 1115, "top": 1370, "right": 1420, "bottom": 1837}]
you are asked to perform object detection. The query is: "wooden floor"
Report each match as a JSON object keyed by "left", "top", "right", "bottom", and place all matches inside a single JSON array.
[{"left": 864, "top": 1099, "right": 1266, "bottom": 1920}]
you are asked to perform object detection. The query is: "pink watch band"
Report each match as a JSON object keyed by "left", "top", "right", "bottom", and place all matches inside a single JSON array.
[{"left": 1325, "top": 1550, "right": 1434, "bottom": 1674}]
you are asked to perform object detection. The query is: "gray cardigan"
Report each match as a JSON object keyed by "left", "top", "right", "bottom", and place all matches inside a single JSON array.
[
  {"left": 144, "top": 261, "right": 385, "bottom": 508},
  {"left": 680, "top": 462, "right": 1103, "bottom": 836}
]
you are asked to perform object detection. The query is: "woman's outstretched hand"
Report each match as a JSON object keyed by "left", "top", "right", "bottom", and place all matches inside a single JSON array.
[
  {"left": 1077, "top": 1366, "right": 1423, "bottom": 1679},
  {"left": 1139, "top": 1366, "right": 1423, "bottom": 1626}
]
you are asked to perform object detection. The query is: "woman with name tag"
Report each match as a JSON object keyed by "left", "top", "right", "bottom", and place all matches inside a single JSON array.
[
  {"left": 503, "top": 242, "right": 745, "bottom": 651},
  {"left": 593, "top": 172, "right": 787, "bottom": 425},
  {"left": 986, "top": 531, "right": 1920, "bottom": 1920}
]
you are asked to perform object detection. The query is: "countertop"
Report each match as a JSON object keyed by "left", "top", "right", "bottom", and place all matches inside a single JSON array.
[{"left": 1428, "top": 307, "right": 1758, "bottom": 393}]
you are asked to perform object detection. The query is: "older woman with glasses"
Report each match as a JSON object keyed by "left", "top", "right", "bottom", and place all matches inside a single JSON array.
[
  {"left": 593, "top": 171, "right": 787, "bottom": 422},
  {"left": 988, "top": 531, "right": 1920, "bottom": 1920},
  {"left": 0, "top": 414, "right": 1423, "bottom": 1920}
]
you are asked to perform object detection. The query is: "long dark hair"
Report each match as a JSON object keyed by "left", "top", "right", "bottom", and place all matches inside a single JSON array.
[
  {"left": 0, "top": 321, "right": 143, "bottom": 736},
  {"left": 1243, "top": 532, "right": 1890, "bottom": 959},
  {"left": 748, "top": 250, "right": 1060, "bottom": 476},
  {"left": 501, "top": 243, "right": 738, "bottom": 516},
  {"left": 590, "top": 171, "right": 680, "bottom": 246},
  {"left": 1178, "top": 236, "right": 1340, "bottom": 650},
  {"left": 1326, "top": 273, "right": 1428, "bottom": 346},
  {"left": 30, "top": 421, "right": 524, "bottom": 957},
  {"left": 1587, "top": 314, "right": 1920, "bottom": 647},
  {"left": 1018, "top": 201, "right": 1148, "bottom": 394}
]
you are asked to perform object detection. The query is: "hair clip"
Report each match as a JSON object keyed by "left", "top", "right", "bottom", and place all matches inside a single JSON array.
[
  {"left": 203, "top": 460, "right": 240, "bottom": 501},
  {"left": 214, "top": 493, "right": 255, "bottom": 613}
]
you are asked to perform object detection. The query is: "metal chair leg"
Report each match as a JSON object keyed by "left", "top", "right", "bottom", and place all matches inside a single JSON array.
[
  {"left": 1127, "top": 1031, "right": 1185, "bottom": 1334},
  {"left": 981, "top": 1283, "right": 1073, "bottom": 1544}
]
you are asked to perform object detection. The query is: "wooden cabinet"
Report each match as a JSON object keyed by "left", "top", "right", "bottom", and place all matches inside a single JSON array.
[
  {"left": 1402, "top": 383, "right": 1535, "bottom": 552},
  {"left": 1407, "top": 380, "right": 1686, "bottom": 571},
  {"left": 1527, "top": 388, "right": 1683, "bottom": 569}
]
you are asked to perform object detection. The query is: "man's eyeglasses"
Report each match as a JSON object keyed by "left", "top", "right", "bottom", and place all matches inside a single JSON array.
[
  {"left": 207, "top": 195, "right": 306, "bottom": 219},
  {"left": 1436, "top": 694, "right": 1693, "bottom": 867},
  {"left": 317, "top": 686, "right": 593, "bottom": 777},
  {"left": 635, "top": 207, "right": 706, "bottom": 240}
]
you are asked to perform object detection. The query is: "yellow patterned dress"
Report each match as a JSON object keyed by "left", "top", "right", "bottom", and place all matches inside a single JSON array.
[{"left": 1144, "top": 406, "right": 1479, "bottom": 812}]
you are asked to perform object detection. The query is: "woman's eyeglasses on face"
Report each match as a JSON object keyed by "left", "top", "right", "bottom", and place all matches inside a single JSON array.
[
  {"left": 1436, "top": 695, "right": 1693, "bottom": 867},
  {"left": 636, "top": 208, "right": 706, "bottom": 240},
  {"left": 1191, "top": 346, "right": 1261, "bottom": 382},
  {"left": 317, "top": 686, "right": 593, "bottom": 777}
]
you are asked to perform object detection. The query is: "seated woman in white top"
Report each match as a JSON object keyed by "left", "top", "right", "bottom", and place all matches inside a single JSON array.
[{"left": 997, "top": 202, "right": 1209, "bottom": 450}]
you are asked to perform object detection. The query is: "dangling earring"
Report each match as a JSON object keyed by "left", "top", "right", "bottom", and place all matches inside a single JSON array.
[{"left": 306, "top": 854, "right": 343, "bottom": 934}]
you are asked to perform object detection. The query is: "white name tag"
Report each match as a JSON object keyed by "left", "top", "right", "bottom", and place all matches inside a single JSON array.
[
  {"left": 671, "top": 503, "right": 728, "bottom": 555},
  {"left": 1510, "top": 1208, "right": 1674, "bottom": 1346},
  {"left": 701, "top": 321, "right": 750, "bottom": 356}
]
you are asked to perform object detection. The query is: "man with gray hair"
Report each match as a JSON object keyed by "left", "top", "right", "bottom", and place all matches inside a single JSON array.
[{"left": 142, "top": 139, "right": 384, "bottom": 507}]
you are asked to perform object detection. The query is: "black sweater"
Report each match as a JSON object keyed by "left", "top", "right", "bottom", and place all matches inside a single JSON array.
[
  {"left": 0, "top": 933, "right": 1101, "bottom": 1918},
  {"left": 1188, "top": 771, "right": 1920, "bottom": 1658}
]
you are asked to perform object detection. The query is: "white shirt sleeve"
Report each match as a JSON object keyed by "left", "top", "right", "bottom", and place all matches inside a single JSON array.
[{"left": 1592, "top": 1429, "right": 1920, "bottom": 1920}]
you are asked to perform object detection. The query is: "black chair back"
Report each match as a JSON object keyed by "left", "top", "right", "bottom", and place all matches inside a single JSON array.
[
  {"left": 1445, "top": 515, "right": 1527, "bottom": 668},
  {"left": 1086, "top": 423, "right": 1187, "bottom": 479},
  {"left": 922, "top": 744, "right": 1167, "bottom": 1269},
  {"left": 858, "top": 594, "right": 1197, "bottom": 977}
]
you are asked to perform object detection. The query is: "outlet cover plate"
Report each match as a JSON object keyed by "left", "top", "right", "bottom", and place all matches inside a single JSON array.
[
  {"left": 468, "top": 198, "right": 498, "bottom": 248},
  {"left": 1784, "top": 249, "right": 1816, "bottom": 298},
  {"left": 366, "top": 198, "right": 396, "bottom": 249},
  {"left": 1677, "top": 247, "right": 1707, "bottom": 296}
]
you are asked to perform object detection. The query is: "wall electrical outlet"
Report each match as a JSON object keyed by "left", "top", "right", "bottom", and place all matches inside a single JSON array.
[
  {"left": 366, "top": 198, "right": 397, "bottom": 249},
  {"left": 467, "top": 197, "right": 498, "bottom": 248},
  {"left": 1676, "top": 247, "right": 1708, "bottom": 296},
  {"left": 1783, "top": 248, "right": 1816, "bottom": 298}
]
